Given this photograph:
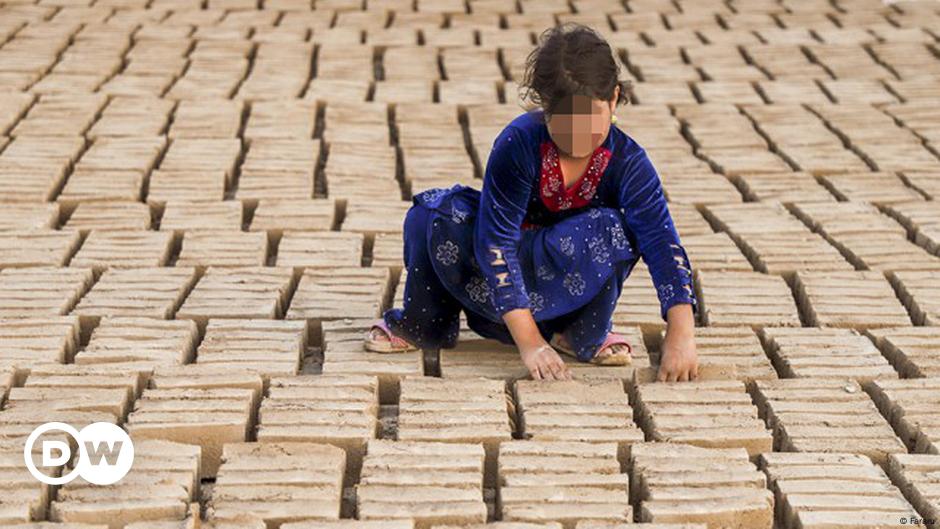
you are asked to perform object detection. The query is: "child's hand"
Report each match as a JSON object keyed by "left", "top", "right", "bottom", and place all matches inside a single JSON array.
[
  {"left": 520, "top": 343, "right": 572, "bottom": 381},
  {"left": 659, "top": 303, "right": 698, "bottom": 382},
  {"left": 658, "top": 329, "right": 698, "bottom": 382}
]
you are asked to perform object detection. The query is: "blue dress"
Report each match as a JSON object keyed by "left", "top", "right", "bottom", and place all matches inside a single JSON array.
[{"left": 382, "top": 108, "right": 697, "bottom": 362}]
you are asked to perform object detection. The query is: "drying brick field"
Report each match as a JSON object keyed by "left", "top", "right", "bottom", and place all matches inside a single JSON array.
[{"left": 0, "top": 0, "right": 939, "bottom": 528}]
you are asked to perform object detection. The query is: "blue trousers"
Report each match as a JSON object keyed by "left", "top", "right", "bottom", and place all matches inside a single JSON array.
[{"left": 383, "top": 204, "right": 633, "bottom": 362}]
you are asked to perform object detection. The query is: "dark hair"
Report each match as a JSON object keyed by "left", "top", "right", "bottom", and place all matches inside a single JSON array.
[{"left": 519, "top": 23, "right": 630, "bottom": 118}]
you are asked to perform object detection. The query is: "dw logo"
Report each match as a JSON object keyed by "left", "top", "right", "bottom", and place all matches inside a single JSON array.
[{"left": 24, "top": 422, "right": 134, "bottom": 485}]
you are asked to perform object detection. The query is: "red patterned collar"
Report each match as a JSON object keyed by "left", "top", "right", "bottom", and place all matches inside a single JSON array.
[{"left": 538, "top": 139, "right": 612, "bottom": 211}]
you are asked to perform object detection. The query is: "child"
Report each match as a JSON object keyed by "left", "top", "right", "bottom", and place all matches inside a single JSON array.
[{"left": 366, "top": 23, "right": 699, "bottom": 382}]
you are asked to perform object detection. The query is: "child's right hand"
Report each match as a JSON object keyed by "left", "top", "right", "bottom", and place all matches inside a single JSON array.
[{"left": 520, "top": 342, "right": 572, "bottom": 381}]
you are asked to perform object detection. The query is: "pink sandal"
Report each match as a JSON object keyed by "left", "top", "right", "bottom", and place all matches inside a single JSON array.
[
  {"left": 365, "top": 319, "right": 419, "bottom": 353},
  {"left": 550, "top": 332, "right": 633, "bottom": 366}
]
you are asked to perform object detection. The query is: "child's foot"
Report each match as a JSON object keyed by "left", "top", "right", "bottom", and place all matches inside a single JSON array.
[
  {"left": 364, "top": 319, "right": 418, "bottom": 353},
  {"left": 554, "top": 333, "right": 632, "bottom": 365}
]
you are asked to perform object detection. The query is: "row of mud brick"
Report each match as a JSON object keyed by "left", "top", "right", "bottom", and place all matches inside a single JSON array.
[
  {"left": 3, "top": 264, "right": 940, "bottom": 334},
  {"left": 2, "top": 367, "right": 940, "bottom": 524}
]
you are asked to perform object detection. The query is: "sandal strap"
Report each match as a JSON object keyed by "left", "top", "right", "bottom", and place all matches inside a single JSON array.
[
  {"left": 372, "top": 320, "right": 413, "bottom": 348},
  {"left": 596, "top": 333, "right": 632, "bottom": 357}
]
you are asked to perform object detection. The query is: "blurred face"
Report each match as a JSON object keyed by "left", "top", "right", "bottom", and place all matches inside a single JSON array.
[{"left": 546, "top": 86, "right": 619, "bottom": 158}]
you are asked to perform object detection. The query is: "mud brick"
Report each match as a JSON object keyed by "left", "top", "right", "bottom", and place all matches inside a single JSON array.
[
  {"left": 630, "top": 442, "right": 773, "bottom": 528},
  {"left": 759, "top": 451, "right": 916, "bottom": 529},
  {"left": 441, "top": 524, "right": 558, "bottom": 529},
  {"left": 87, "top": 96, "right": 174, "bottom": 138},
  {"left": 147, "top": 170, "right": 227, "bottom": 204},
  {"left": 50, "top": 439, "right": 200, "bottom": 529},
  {"left": 515, "top": 380, "right": 643, "bottom": 464},
  {"left": 762, "top": 327, "right": 898, "bottom": 381},
  {"left": 679, "top": 233, "right": 752, "bottom": 272},
  {"left": 0, "top": 444, "right": 54, "bottom": 523},
  {"left": 370, "top": 231, "right": 404, "bottom": 269},
  {"left": 575, "top": 521, "right": 708, "bottom": 529},
  {"left": 77, "top": 317, "right": 197, "bottom": 367},
  {"left": 73, "top": 268, "right": 195, "bottom": 321},
  {"left": 398, "top": 377, "right": 512, "bottom": 486},
  {"left": 159, "top": 138, "right": 243, "bottom": 186},
  {"left": 695, "top": 81, "right": 764, "bottom": 105},
  {"left": 285, "top": 521, "right": 414, "bottom": 529},
  {"left": 868, "top": 378, "right": 940, "bottom": 454},
  {"left": 0, "top": 151, "right": 80, "bottom": 204},
  {"left": 0, "top": 203, "right": 59, "bottom": 231},
  {"left": 64, "top": 201, "right": 152, "bottom": 232},
  {"left": 703, "top": 202, "right": 811, "bottom": 236},
  {"left": 303, "top": 78, "right": 370, "bottom": 104},
  {"left": 883, "top": 202, "right": 940, "bottom": 256},
  {"left": 660, "top": 171, "right": 743, "bottom": 205},
  {"left": 0, "top": 230, "right": 81, "bottom": 268},
  {"left": 819, "top": 172, "right": 925, "bottom": 204},
  {"left": 664, "top": 204, "right": 713, "bottom": 237},
  {"left": 5, "top": 381, "right": 128, "bottom": 422},
  {"left": 323, "top": 120, "right": 391, "bottom": 145},
  {"left": 753, "top": 379, "right": 907, "bottom": 465},
  {"left": 649, "top": 326, "right": 776, "bottom": 382},
  {"left": 0, "top": 267, "right": 94, "bottom": 318},
  {"left": 127, "top": 387, "right": 255, "bottom": 478},
  {"left": 441, "top": 48, "right": 502, "bottom": 80},
  {"left": 755, "top": 80, "right": 831, "bottom": 105},
  {"left": 160, "top": 201, "right": 244, "bottom": 232},
  {"left": 889, "top": 271, "right": 940, "bottom": 326},
  {"left": 790, "top": 201, "right": 940, "bottom": 271},
  {"left": 867, "top": 327, "right": 940, "bottom": 378},
  {"left": 249, "top": 199, "right": 336, "bottom": 235},
  {"left": 176, "top": 267, "right": 295, "bottom": 327},
  {"left": 733, "top": 171, "right": 835, "bottom": 203},
  {"left": 0, "top": 316, "right": 79, "bottom": 371},
  {"left": 70, "top": 230, "right": 174, "bottom": 270},
  {"left": 438, "top": 80, "right": 501, "bottom": 105},
  {"left": 23, "top": 362, "right": 141, "bottom": 407},
  {"left": 73, "top": 137, "right": 165, "bottom": 177},
  {"left": 236, "top": 139, "right": 320, "bottom": 203},
  {"left": 634, "top": 381, "right": 772, "bottom": 456},
  {"left": 695, "top": 270, "right": 801, "bottom": 328},
  {"left": 793, "top": 271, "right": 912, "bottom": 329},
  {"left": 257, "top": 375, "right": 378, "bottom": 480},
  {"left": 287, "top": 267, "right": 389, "bottom": 321},
  {"left": 903, "top": 171, "right": 940, "bottom": 202},
  {"left": 321, "top": 318, "right": 422, "bottom": 403},
  {"left": 58, "top": 169, "right": 144, "bottom": 210},
  {"left": 195, "top": 319, "right": 307, "bottom": 379},
  {"left": 358, "top": 440, "right": 487, "bottom": 529},
  {"left": 372, "top": 80, "right": 435, "bottom": 104},
  {"left": 383, "top": 47, "right": 440, "bottom": 81},
  {"left": 176, "top": 230, "right": 268, "bottom": 268},
  {"left": 207, "top": 442, "right": 344, "bottom": 526},
  {"left": 238, "top": 42, "right": 312, "bottom": 100},
  {"left": 276, "top": 231, "right": 363, "bottom": 268},
  {"left": 12, "top": 93, "right": 106, "bottom": 137},
  {"left": 0, "top": 91, "right": 33, "bottom": 134},
  {"left": 169, "top": 99, "right": 242, "bottom": 138},
  {"left": 738, "top": 231, "right": 853, "bottom": 276},
  {"left": 498, "top": 441, "right": 631, "bottom": 528},
  {"left": 886, "top": 454, "right": 940, "bottom": 528}
]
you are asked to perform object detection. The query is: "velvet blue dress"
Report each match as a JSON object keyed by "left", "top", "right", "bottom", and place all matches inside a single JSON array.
[{"left": 382, "top": 108, "right": 697, "bottom": 362}]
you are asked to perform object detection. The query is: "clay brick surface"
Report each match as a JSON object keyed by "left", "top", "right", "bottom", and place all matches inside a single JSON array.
[
  {"left": 868, "top": 378, "right": 940, "bottom": 455},
  {"left": 695, "top": 271, "right": 802, "bottom": 328},
  {"left": 867, "top": 327, "right": 940, "bottom": 378},
  {"left": 762, "top": 327, "right": 898, "bottom": 381},
  {"left": 753, "top": 379, "right": 907, "bottom": 465}
]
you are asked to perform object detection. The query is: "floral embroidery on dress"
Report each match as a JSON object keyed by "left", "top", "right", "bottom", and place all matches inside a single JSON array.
[
  {"left": 538, "top": 140, "right": 612, "bottom": 212},
  {"left": 435, "top": 240, "right": 459, "bottom": 266},
  {"left": 563, "top": 272, "right": 586, "bottom": 296},
  {"left": 609, "top": 225, "right": 628, "bottom": 250},
  {"left": 657, "top": 283, "right": 675, "bottom": 304},
  {"left": 528, "top": 291, "right": 545, "bottom": 313},
  {"left": 466, "top": 276, "right": 493, "bottom": 305},
  {"left": 536, "top": 264, "right": 556, "bottom": 281},
  {"left": 451, "top": 204, "right": 469, "bottom": 224},
  {"left": 588, "top": 236, "right": 611, "bottom": 264},
  {"left": 559, "top": 236, "right": 575, "bottom": 257},
  {"left": 418, "top": 187, "right": 447, "bottom": 205},
  {"left": 588, "top": 208, "right": 602, "bottom": 218}
]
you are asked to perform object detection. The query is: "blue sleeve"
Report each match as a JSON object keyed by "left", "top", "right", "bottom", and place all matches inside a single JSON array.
[
  {"left": 617, "top": 145, "right": 698, "bottom": 321},
  {"left": 474, "top": 125, "right": 534, "bottom": 316}
]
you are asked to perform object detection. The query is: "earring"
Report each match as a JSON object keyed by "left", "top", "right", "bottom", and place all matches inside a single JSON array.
[{"left": 611, "top": 115, "right": 618, "bottom": 124}]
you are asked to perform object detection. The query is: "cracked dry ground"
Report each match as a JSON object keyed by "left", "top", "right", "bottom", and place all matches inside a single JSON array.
[{"left": 1, "top": 0, "right": 940, "bottom": 528}]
